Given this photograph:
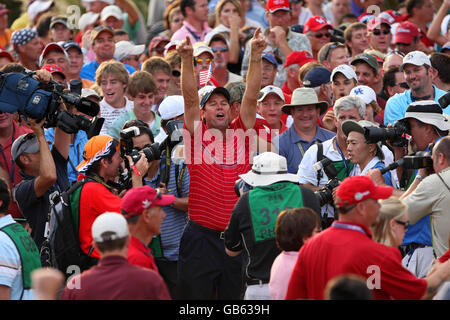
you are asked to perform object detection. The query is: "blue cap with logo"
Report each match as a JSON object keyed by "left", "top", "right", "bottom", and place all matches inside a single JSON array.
[{"left": 303, "top": 66, "right": 332, "bottom": 88}]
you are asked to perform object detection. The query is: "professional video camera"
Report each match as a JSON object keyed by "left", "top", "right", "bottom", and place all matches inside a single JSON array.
[
  {"left": 378, "top": 151, "right": 433, "bottom": 175},
  {"left": 117, "top": 126, "right": 162, "bottom": 190},
  {"left": 363, "top": 120, "right": 411, "bottom": 147},
  {"left": 438, "top": 91, "right": 450, "bottom": 109},
  {"left": 0, "top": 72, "right": 103, "bottom": 138},
  {"left": 312, "top": 157, "right": 340, "bottom": 207}
]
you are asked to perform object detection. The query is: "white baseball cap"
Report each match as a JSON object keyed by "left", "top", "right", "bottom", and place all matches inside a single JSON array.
[
  {"left": 101, "top": 5, "right": 123, "bottom": 21},
  {"left": 257, "top": 85, "right": 285, "bottom": 103},
  {"left": 159, "top": 95, "right": 185, "bottom": 120},
  {"left": 81, "top": 88, "right": 101, "bottom": 100},
  {"left": 331, "top": 64, "right": 357, "bottom": 82},
  {"left": 114, "top": 41, "right": 145, "bottom": 61},
  {"left": 78, "top": 12, "right": 100, "bottom": 31},
  {"left": 193, "top": 42, "right": 213, "bottom": 58},
  {"left": 350, "top": 85, "right": 377, "bottom": 104},
  {"left": 92, "top": 212, "right": 129, "bottom": 243},
  {"left": 400, "top": 51, "right": 431, "bottom": 71},
  {"left": 28, "top": 0, "right": 54, "bottom": 21}
]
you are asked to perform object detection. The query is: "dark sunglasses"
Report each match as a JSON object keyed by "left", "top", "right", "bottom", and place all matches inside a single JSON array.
[
  {"left": 394, "top": 220, "right": 409, "bottom": 230},
  {"left": 386, "top": 49, "right": 405, "bottom": 57},
  {"left": 211, "top": 46, "right": 228, "bottom": 53},
  {"left": 311, "top": 32, "right": 331, "bottom": 39},
  {"left": 172, "top": 70, "right": 181, "bottom": 77},
  {"left": 323, "top": 42, "right": 340, "bottom": 61},
  {"left": 397, "top": 82, "right": 409, "bottom": 89},
  {"left": 372, "top": 29, "right": 390, "bottom": 36}
]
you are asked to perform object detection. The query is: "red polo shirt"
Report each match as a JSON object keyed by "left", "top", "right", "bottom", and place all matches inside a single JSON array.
[
  {"left": 127, "top": 235, "right": 159, "bottom": 273},
  {"left": 285, "top": 221, "right": 427, "bottom": 300},
  {"left": 0, "top": 120, "right": 32, "bottom": 218}
]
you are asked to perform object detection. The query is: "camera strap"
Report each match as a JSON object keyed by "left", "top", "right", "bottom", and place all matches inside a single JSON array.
[
  {"left": 316, "top": 142, "right": 324, "bottom": 187},
  {"left": 436, "top": 173, "right": 450, "bottom": 192}
]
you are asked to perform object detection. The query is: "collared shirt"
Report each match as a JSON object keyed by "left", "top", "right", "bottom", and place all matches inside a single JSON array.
[
  {"left": 171, "top": 20, "right": 212, "bottom": 44},
  {"left": 127, "top": 235, "right": 159, "bottom": 272},
  {"left": 285, "top": 220, "right": 427, "bottom": 300},
  {"left": 80, "top": 59, "right": 136, "bottom": 82},
  {"left": 384, "top": 85, "right": 448, "bottom": 125},
  {"left": 241, "top": 29, "right": 312, "bottom": 87},
  {"left": 99, "top": 96, "right": 134, "bottom": 136},
  {"left": 0, "top": 215, "right": 35, "bottom": 300},
  {"left": 273, "top": 125, "right": 336, "bottom": 174}
]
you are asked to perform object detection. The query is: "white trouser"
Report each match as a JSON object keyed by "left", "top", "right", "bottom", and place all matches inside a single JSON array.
[{"left": 244, "top": 283, "right": 271, "bottom": 300}]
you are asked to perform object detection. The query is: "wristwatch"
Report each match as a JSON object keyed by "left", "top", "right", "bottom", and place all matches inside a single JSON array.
[{"left": 415, "top": 175, "right": 424, "bottom": 181}]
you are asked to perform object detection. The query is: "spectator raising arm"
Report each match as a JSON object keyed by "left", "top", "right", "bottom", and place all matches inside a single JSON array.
[{"left": 426, "top": 0, "right": 450, "bottom": 46}]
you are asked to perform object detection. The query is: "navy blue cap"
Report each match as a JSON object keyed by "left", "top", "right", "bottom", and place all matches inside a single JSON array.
[
  {"left": 262, "top": 52, "right": 278, "bottom": 67},
  {"left": 303, "top": 66, "right": 332, "bottom": 88},
  {"left": 199, "top": 87, "right": 231, "bottom": 109},
  {"left": 62, "top": 41, "right": 82, "bottom": 54}
]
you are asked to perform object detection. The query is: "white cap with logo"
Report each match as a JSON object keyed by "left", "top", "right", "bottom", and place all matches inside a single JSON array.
[
  {"left": 92, "top": 212, "right": 129, "bottom": 243},
  {"left": 400, "top": 51, "right": 431, "bottom": 71}
]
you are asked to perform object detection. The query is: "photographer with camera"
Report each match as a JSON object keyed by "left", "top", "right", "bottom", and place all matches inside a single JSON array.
[
  {"left": 75, "top": 135, "right": 149, "bottom": 262},
  {"left": 224, "top": 152, "right": 320, "bottom": 300},
  {"left": 12, "top": 112, "right": 71, "bottom": 253},
  {"left": 368, "top": 100, "right": 450, "bottom": 278}
]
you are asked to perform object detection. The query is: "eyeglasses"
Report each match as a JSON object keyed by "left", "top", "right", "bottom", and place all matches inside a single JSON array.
[
  {"left": 386, "top": 50, "right": 405, "bottom": 58},
  {"left": 394, "top": 220, "right": 409, "bottom": 230},
  {"left": 310, "top": 32, "right": 331, "bottom": 39},
  {"left": 323, "top": 42, "right": 340, "bottom": 61},
  {"left": 372, "top": 29, "right": 390, "bottom": 36},
  {"left": 211, "top": 46, "right": 228, "bottom": 53},
  {"left": 172, "top": 70, "right": 181, "bottom": 77},
  {"left": 195, "top": 57, "right": 212, "bottom": 64},
  {"left": 397, "top": 82, "right": 409, "bottom": 89}
]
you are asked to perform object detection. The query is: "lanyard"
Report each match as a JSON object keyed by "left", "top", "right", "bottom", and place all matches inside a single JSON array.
[
  {"left": 185, "top": 25, "right": 202, "bottom": 42},
  {"left": 335, "top": 138, "right": 350, "bottom": 176},
  {"left": 332, "top": 221, "right": 368, "bottom": 236},
  {"left": 0, "top": 125, "right": 16, "bottom": 186}
]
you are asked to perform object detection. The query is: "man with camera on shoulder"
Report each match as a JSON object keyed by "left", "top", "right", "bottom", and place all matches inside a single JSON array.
[{"left": 368, "top": 100, "right": 450, "bottom": 278}]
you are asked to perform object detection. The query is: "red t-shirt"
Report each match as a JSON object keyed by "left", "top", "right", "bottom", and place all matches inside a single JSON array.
[
  {"left": 78, "top": 181, "right": 122, "bottom": 258},
  {"left": 0, "top": 120, "right": 32, "bottom": 218},
  {"left": 183, "top": 115, "right": 252, "bottom": 231},
  {"left": 127, "top": 235, "right": 159, "bottom": 273},
  {"left": 285, "top": 221, "right": 427, "bottom": 300}
]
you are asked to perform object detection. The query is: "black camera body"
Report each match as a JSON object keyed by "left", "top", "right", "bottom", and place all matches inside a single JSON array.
[
  {"left": 364, "top": 120, "right": 410, "bottom": 147},
  {"left": 0, "top": 72, "right": 104, "bottom": 138},
  {"left": 438, "top": 91, "right": 450, "bottom": 109},
  {"left": 315, "top": 177, "right": 340, "bottom": 207},
  {"left": 379, "top": 151, "right": 434, "bottom": 175}
]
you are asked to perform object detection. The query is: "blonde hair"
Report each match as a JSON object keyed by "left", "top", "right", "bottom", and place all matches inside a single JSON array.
[
  {"left": 215, "top": 0, "right": 242, "bottom": 27},
  {"left": 95, "top": 60, "right": 129, "bottom": 87},
  {"left": 371, "top": 197, "right": 408, "bottom": 247}
]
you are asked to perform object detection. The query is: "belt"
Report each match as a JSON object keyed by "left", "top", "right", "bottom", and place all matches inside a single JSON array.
[
  {"left": 247, "top": 279, "right": 269, "bottom": 286},
  {"left": 188, "top": 220, "right": 225, "bottom": 240}
]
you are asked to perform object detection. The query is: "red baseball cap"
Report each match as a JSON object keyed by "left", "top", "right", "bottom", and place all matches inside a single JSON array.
[
  {"left": 367, "top": 17, "right": 391, "bottom": 32},
  {"left": 394, "top": 21, "right": 419, "bottom": 44},
  {"left": 0, "top": 49, "right": 14, "bottom": 62},
  {"left": 266, "top": 0, "right": 290, "bottom": 13},
  {"left": 335, "top": 176, "right": 393, "bottom": 207},
  {"left": 40, "top": 64, "right": 65, "bottom": 79},
  {"left": 121, "top": 186, "right": 175, "bottom": 218},
  {"left": 284, "top": 50, "right": 316, "bottom": 68},
  {"left": 303, "top": 16, "right": 333, "bottom": 34}
]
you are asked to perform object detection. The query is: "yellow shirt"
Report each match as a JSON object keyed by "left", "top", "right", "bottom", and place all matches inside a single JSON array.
[{"left": 10, "top": 13, "right": 30, "bottom": 32}]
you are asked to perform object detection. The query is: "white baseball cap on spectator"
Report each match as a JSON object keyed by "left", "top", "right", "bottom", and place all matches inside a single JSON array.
[
  {"left": 350, "top": 85, "right": 377, "bottom": 104},
  {"left": 78, "top": 12, "right": 100, "bottom": 31},
  {"left": 101, "top": 5, "right": 123, "bottom": 21},
  {"left": 257, "top": 85, "right": 285, "bottom": 103},
  {"left": 28, "top": 0, "right": 54, "bottom": 22},
  {"left": 81, "top": 88, "right": 101, "bottom": 100},
  {"left": 159, "top": 95, "right": 185, "bottom": 120},
  {"left": 331, "top": 64, "right": 358, "bottom": 82},
  {"left": 193, "top": 42, "right": 214, "bottom": 58},
  {"left": 399, "top": 51, "right": 431, "bottom": 71},
  {"left": 91, "top": 212, "right": 129, "bottom": 243},
  {"left": 114, "top": 41, "right": 145, "bottom": 61}
]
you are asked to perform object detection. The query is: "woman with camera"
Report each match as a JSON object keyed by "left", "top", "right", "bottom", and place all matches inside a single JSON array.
[{"left": 342, "top": 119, "right": 392, "bottom": 186}]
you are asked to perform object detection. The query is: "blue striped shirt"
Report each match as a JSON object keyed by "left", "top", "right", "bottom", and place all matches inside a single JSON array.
[{"left": 145, "top": 156, "right": 190, "bottom": 261}]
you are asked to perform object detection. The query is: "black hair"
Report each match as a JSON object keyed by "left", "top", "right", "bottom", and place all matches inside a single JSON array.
[
  {"left": 0, "top": 178, "right": 10, "bottom": 213},
  {"left": 383, "top": 67, "right": 400, "bottom": 95}
]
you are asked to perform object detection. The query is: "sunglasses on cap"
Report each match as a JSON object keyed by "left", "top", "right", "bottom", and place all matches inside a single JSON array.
[
  {"left": 386, "top": 49, "right": 405, "bottom": 57},
  {"left": 323, "top": 42, "right": 340, "bottom": 61},
  {"left": 147, "top": 188, "right": 162, "bottom": 209},
  {"left": 172, "top": 70, "right": 181, "bottom": 77},
  {"left": 372, "top": 29, "right": 390, "bottom": 36},
  {"left": 195, "top": 57, "right": 212, "bottom": 64},
  {"left": 310, "top": 32, "right": 331, "bottom": 39},
  {"left": 394, "top": 220, "right": 409, "bottom": 230},
  {"left": 211, "top": 46, "right": 228, "bottom": 53}
]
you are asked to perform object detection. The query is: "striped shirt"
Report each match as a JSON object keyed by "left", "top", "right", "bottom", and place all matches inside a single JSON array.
[
  {"left": 146, "top": 156, "right": 190, "bottom": 261},
  {"left": 183, "top": 116, "right": 252, "bottom": 231}
]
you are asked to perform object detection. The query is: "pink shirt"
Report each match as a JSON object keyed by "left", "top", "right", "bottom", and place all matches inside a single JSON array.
[
  {"left": 269, "top": 251, "right": 299, "bottom": 300},
  {"left": 171, "top": 21, "right": 211, "bottom": 44}
]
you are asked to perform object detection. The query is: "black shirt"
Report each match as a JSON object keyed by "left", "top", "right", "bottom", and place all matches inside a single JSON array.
[
  {"left": 13, "top": 147, "right": 69, "bottom": 249},
  {"left": 224, "top": 183, "right": 320, "bottom": 282}
]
